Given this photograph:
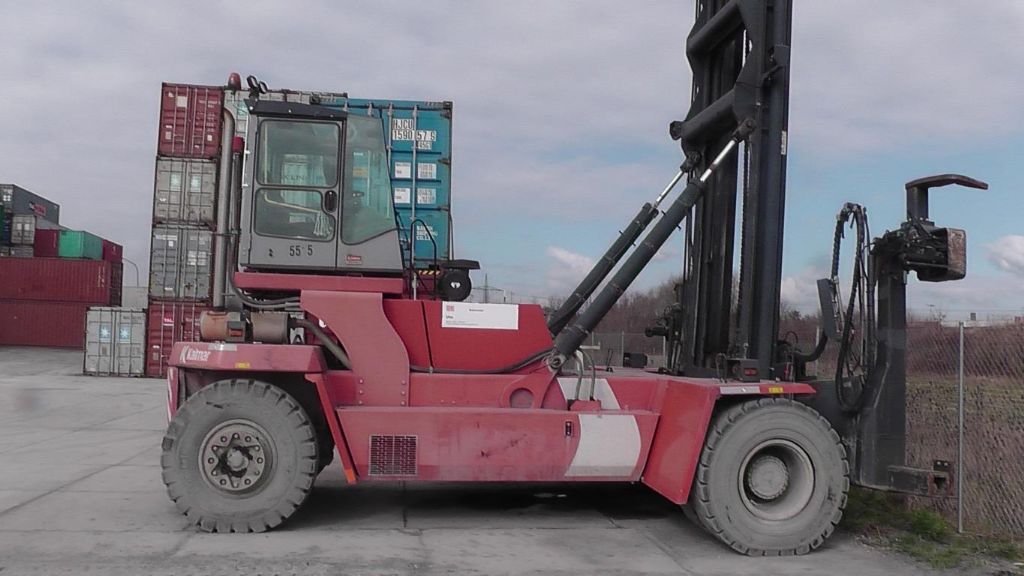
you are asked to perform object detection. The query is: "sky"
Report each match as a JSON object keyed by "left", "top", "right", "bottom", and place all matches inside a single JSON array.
[{"left": 1, "top": 1, "right": 1022, "bottom": 319}]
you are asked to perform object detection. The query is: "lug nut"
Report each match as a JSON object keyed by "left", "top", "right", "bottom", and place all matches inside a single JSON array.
[
  {"left": 220, "top": 436, "right": 227, "bottom": 442},
  {"left": 245, "top": 436, "right": 252, "bottom": 442},
  {"left": 256, "top": 458, "right": 263, "bottom": 464},
  {"left": 244, "top": 479, "right": 251, "bottom": 485},
  {"left": 220, "top": 479, "right": 226, "bottom": 485},
  {"left": 207, "top": 458, "right": 215, "bottom": 464}
]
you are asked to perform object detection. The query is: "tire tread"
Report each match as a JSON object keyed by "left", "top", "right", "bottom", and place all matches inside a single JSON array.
[
  {"left": 689, "top": 397, "right": 849, "bottom": 556},
  {"left": 161, "top": 379, "right": 319, "bottom": 533}
]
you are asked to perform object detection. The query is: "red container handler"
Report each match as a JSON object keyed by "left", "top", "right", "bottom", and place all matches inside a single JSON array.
[
  {"left": 157, "top": 84, "right": 224, "bottom": 159},
  {"left": 0, "top": 258, "right": 112, "bottom": 303},
  {"left": 146, "top": 300, "right": 210, "bottom": 377},
  {"left": 33, "top": 229, "right": 59, "bottom": 258},
  {"left": 102, "top": 239, "right": 123, "bottom": 263},
  {"left": 0, "top": 299, "right": 91, "bottom": 348}
]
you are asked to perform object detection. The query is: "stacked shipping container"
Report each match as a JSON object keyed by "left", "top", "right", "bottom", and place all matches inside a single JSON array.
[
  {"left": 221, "top": 91, "right": 456, "bottom": 267},
  {"left": 310, "top": 95, "right": 455, "bottom": 267},
  {"left": 0, "top": 257, "right": 122, "bottom": 348},
  {"left": 143, "top": 82, "right": 458, "bottom": 375},
  {"left": 84, "top": 307, "right": 147, "bottom": 376},
  {"left": 146, "top": 84, "right": 223, "bottom": 376},
  {"left": 0, "top": 183, "right": 125, "bottom": 349}
]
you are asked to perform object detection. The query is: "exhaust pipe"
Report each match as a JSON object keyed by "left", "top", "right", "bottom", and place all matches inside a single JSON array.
[{"left": 212, "top": 106, "right": 236, "bottom": 308}]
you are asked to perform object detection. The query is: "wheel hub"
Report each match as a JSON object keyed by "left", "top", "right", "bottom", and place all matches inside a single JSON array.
[
  {"left": 738, "top": 439, "right": 815, "bottom": 521},
  {"left": 745, "top": 454, "right": 789, "bottom": 500},
  {"left": 199, "top": 420, "right": 272, "bottom": 493}
]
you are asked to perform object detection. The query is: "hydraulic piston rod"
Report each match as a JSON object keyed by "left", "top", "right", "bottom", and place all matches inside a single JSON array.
[
  {"left": 547, "top": 170, "right": 686, "bottom": 336},
  {"left": 551, "top": 120, "right": 754, "bottom": 368}
]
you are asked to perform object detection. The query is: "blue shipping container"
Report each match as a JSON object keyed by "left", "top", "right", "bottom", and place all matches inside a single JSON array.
[
  {"left": 314, "top": 96, "right": 453, "bottom": 210},
  {"left": 395, "top": 207, "right": 451, "bottom": 266}
]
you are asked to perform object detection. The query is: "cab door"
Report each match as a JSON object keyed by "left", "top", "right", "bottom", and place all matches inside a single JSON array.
[
  {"left": 246, "top": 116, "right": 343, "bottom": 270},
  {"left": 335, "top": 115, "right": 404, "bottom": 273}
]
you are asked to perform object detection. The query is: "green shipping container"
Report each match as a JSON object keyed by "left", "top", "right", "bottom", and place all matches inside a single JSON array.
[{"left": 59, "top": 230, "right": 104, "bottom": 260}]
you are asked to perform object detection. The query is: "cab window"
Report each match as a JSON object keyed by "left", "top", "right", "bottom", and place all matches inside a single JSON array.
[
  {"left": 258, "top": 121, "right": 340, "bottom": 187},
  {"left": 254, "top": 189, "right": 335, "bottom": 240},
  {"left": 342, "top": 116, "right": 395, "bottom": 244}
]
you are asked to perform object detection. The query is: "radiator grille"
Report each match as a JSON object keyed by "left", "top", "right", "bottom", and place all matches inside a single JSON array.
[{"left": 369, "top": 434, "right": 418, "bottom": 476}]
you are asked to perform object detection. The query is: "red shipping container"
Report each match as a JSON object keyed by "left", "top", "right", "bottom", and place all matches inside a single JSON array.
[
  {"left": 111, "top": 261, "right": 123, "bottom": 307},
  {"left": 146, "top": 300, "right": 210, "bottom": 377},
  {"left": 33, "top": 229, "right": 60, "bottom": 258},
  {"left": 0, "top": 299, "right": 91, "bottom": 348},
  {"left": 157, "top": 84, "right": 224, "bottom": 159},
  {"left": 102, "top": 239, "right": 123, "bottom": 263},
  {"left": 0, "top": 258, "right": 113, "bottom": 303}
]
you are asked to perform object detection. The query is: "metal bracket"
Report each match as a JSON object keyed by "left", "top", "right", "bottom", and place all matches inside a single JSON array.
[{"left": 887, "top": 462, "right": 952, "bottom": 497}]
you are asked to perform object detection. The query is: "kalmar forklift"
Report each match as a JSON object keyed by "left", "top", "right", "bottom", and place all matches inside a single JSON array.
[{"left": 161, "top": 0, "right": 984, "bottom": 555}]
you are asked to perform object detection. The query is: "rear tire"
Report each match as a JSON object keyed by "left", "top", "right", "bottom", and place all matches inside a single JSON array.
[
  {"left": 161, "top": 379, "right": 319, "bottom": 532},
  {"left": 689, "top": 398, "right": 848, "bottom": 555}
]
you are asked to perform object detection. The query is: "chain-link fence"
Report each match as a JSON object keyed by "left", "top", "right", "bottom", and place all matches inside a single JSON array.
[
  {"left": 595, "top": 321, "right": 1024, "bottom": 538},
  {"left": 903, "top": 321, "right": 1024, "bottom": 537},
  {"left": 781, "top": 318, "right": 1024, "bottom": 537}
]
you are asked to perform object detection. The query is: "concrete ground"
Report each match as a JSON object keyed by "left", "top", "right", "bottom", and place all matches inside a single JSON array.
[{"left": 0, "top": 347, "right": 944, "bottom": 575}]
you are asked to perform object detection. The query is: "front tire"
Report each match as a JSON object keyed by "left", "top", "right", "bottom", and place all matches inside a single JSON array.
[
  {"left": 689, "top": 398, "right": 849, "bottom": 555},
  {"left": 161, "top": 379, "right": 319, "bottom": 532}
]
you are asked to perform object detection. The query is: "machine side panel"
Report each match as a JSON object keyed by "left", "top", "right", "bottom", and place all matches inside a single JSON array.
[
  {"left": 641, "top": 378, "right": 818, "bottom": 504},
  {"left": 337, "top": 407, "right": 657, "bottom": 482},
  {"left": 410, "top": 371, "right": 562, "bottom": 410},
  {"left": 642, "top": 380, "right": 719, "bottom": 504},
  {"left": 169, "top": 341, "right": 326, "bottom": 373},
  {"left": 307, "top": 372, "right": 360, "bottom": 484},
  {"left": 383, "top": 299, "right": 432, "bottom": 368},
  {"left": 423, "top": 302, "right": 553, "bottom": 371},
  {"left": 302, "top": 290, "right": 410, "bottom": 406}
]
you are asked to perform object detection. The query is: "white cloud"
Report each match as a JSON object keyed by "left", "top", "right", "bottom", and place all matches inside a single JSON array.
[
  {"left": 908, "top": 275, "right": 1024, "bottom": 319},
  {"left": 1, "top": 0, "right": 1022, "bottom": 296},
  {"left": 792, "top": 1, "right": 1024, "bottom": 153},
  {"left": 781, "top": 267, "right": 828, "bottom": 313},
  {"left": 782, "top": 265, "right": 1024, "bottom": 320},
  {"left": 987, "top": 235, "right": 1024, "bottom": 278},
  {"left": 545, "top": 246, "right": 595, "bottom": 294}
]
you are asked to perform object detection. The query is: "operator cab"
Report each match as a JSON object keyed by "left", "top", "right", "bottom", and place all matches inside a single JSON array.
[{"left": 239, "top": 100, "right": 405, "bottom": 274}]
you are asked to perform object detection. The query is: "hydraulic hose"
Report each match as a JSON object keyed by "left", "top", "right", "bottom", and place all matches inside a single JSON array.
[
  {"left": 293, "top": 318, "right": 351, "bottom": 369},
  {"left": 830, "top": 203, "right": 874, "bottom": 411}
]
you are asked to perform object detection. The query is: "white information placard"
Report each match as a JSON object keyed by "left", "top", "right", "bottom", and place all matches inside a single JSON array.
[{"left": 441, "top": 302, "right": 519, "bottom": 330}]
